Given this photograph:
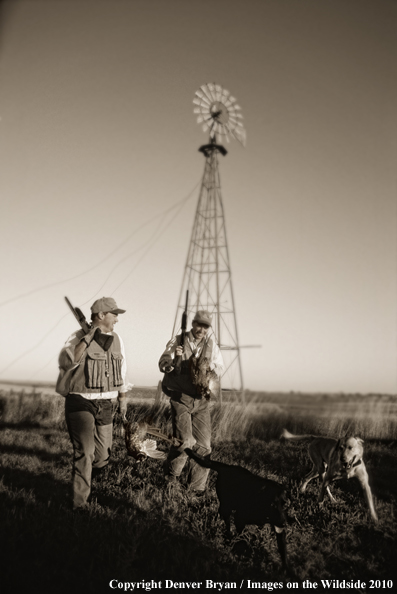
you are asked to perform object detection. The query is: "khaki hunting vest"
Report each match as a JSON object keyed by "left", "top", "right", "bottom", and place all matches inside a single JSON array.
[{"left": 68, "top": 333, "right": 124, "bottom": 394}]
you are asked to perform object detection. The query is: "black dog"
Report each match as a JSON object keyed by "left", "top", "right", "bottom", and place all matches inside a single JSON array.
[{"left": 185, "top": 448, "right": 288, "bottom": 570}]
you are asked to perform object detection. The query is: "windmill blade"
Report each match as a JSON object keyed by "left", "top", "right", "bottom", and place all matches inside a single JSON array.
[
  {"left": 224, "top": 121, "right": 233, "bottom": 135},
  {"left": 213, "top": 122, "right": 221, "bottom": 134},
  {"left": 201, "top": 84, "right": 214, "bottom": 102},
  {"left": 196, "top": 90, "right": 211, "bottom": 105},
  {"left": 234, "top": 127, "right": 247, "bottom": 146},
  {"left": 194, "top": 83, "right": 246, "bottom": 147},
  {"left": 207, "top": 83, "right": 218, "bottom": 101},
  {"left": 220, "top": 88, "right": 230, "bottom": 102},
  {"left": 214, "top": 84, "right": 223, "bottom": 101}
]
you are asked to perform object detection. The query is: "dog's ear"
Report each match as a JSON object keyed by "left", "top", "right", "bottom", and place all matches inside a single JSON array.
[
  {"left": 355, "top": 437, "right": 364, "bottom": 444},
  {"left": 335, "top": 438, "right": 342, "bottom": 450}
]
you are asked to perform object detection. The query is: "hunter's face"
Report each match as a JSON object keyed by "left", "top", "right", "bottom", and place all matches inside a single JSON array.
[
  {"left": 192, "top": 321, "right": 210, "bottom": 341},
  {"left": 100, "top": 312, "right": 118, "bottom": 333}
]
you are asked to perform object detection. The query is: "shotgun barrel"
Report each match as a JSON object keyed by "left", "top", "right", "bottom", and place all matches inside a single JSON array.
[{"left": 174, "top": 290, "right": 189, "bottom": 376}]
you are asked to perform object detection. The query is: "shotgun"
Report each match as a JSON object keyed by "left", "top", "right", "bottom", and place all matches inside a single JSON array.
[
  {"left": 174, "top": 290, "right": 189, "bottom": 375},
  {"left": 64, "top": 296, "right": 114, "bottom": 351},
  {"left": 65, "top": 297, "right": 90, "bottom": 333}
]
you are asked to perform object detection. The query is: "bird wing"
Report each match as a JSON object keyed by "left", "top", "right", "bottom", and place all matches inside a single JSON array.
[{"left": 140, "top": 439, "right": 167, "bottom": 460}]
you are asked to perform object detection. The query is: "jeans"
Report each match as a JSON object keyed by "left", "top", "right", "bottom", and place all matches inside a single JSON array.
[
  {"left": 167, "top": 393, "right": 211, "bottom": 491},
  {"left": 65, "top": 394, "right": 117, "bottom": 509}
]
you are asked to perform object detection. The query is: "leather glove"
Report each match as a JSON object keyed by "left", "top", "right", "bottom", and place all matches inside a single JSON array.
[{"left": 117, "top": 396, "right": 128, "bottom": 420}]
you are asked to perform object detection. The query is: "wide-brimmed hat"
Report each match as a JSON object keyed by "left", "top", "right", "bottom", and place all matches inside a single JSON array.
[
  {"left": 193, "top": 310, "right": 212, "bottom": 326},
  {"left": 91, "top": 297, "right": 126, "bottom": 315}
]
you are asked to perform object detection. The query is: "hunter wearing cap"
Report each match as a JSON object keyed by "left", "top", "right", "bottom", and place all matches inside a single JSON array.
[
  {"left": 56, "top": 297, "right": 128, "bottom": 510},
  {"left": 158, "top": 310, "right": 224, "bottom": 496}
]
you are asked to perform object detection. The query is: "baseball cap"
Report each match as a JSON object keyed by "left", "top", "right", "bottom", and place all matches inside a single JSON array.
[
  {"left": 193, "top": 310, "right": 212, "bottom": 326},
  {"left": 91, "top": 297, "right": 126, "bottom": 315}
]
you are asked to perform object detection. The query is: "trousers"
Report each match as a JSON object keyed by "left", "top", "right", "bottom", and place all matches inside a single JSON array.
[
  {"left": 65, "top": 394, "right": 117, "bottom": 509},
  {"left": 166, "top": 393, "right": 211, "bottom": 491}
]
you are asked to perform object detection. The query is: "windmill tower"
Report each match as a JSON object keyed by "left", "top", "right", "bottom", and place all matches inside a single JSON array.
[{"left": 172, "top": 83, "right": 246, "bottom": 392}]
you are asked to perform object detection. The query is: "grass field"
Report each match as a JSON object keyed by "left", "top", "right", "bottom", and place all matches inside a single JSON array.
[{"left": 1, "top": 387, "right": 396, "bottom": 594}]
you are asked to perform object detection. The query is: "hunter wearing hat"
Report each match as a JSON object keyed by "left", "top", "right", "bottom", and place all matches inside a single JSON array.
[
  {"left": 56, "top": 297, "right": 128, "bottom": 510},
  {"left": 159, "top": 310, "right": 224, "bottom": 496}
]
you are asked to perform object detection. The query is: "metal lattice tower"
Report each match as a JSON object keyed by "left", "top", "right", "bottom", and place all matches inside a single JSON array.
[{"left": 172, "top": 83, "right": 246, "bottom": 392}]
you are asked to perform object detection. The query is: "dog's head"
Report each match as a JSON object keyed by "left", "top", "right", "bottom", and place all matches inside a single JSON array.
[{"left": 336, "top": 436, "right": 364, "bottom": 471}]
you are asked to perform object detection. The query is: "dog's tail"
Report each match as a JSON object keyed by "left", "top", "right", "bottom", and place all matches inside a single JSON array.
[
  {"left": 280, "top": 428, "right": 317, "bottom": 441},
  {"left": 185, "top": 447, "right": 222, "bottom": 471}
]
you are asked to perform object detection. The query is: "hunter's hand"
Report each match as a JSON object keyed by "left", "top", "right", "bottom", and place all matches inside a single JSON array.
[
  {"left": 117, "top": 395, "right": 128, "bottom": 420},
  {"left": 74, "top": 326, "right": 100, "bottom": 362},
  {"left": 83, "top": 325, "right": 101, "bottom": 346},
  {"left": 175, "top": 346, "right": 183, "bottom": 357}
]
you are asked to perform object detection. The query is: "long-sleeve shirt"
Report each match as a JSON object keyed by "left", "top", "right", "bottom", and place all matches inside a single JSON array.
[
  {"left": 58, "top": 330, "right": 128, "bottom": 400},
  {"left": 159, "top": 329, "right": 224, "bottom": 377}
]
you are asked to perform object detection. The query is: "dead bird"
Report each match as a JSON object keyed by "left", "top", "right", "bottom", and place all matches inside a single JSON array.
[{"left": 124, "top": 420, "right": 182, "bottom": 462}]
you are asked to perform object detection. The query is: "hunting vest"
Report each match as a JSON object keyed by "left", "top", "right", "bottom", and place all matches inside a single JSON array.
[
  {"left": 162, "top": 334, "right": 214, "bottom": 398},
  {"left": 68, "top": 333, "right": 124, "bottom": 395}
]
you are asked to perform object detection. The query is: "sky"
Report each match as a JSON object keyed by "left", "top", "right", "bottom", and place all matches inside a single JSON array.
[{"left": 0, "top": 0, "right": 396, "bottom": 394}]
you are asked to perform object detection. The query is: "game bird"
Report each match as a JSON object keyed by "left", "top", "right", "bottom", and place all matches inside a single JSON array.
[{"left": 124, "top": 420, "right": 182, "bottom": 462}]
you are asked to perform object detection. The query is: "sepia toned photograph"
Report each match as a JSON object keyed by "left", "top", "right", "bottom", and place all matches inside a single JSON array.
[{"left": 0, "top": 1, "right": 396, "bottom": 592}]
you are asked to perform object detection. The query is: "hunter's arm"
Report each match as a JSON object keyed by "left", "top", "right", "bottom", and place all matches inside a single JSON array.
[
  {"left": 158, "top": 336, "right": 178, "bottom": 373},
  {"left": 210, "top": 342, "right": 224, "bottom": 377}
]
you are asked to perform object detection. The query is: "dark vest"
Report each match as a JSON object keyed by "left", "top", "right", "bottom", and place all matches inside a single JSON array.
[
  {"left": 162, "top": 334, "right": 214, "bottom": 398},
  {"left": 69, "top": 333, "right": 124, "bottom": 394}
]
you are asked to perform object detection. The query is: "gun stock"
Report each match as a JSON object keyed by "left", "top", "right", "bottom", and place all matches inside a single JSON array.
[{"left": 174, "top": 290, "right": 189, "bottom": 376}]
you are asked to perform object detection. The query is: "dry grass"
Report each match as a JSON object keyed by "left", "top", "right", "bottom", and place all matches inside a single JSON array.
[{"left": 0, "top": 387, "right": 396, "bottom": 594}]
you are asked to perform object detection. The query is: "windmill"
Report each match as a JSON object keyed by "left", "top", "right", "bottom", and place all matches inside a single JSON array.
[{"left": 172, "top": 83, "right": 246, "bottom": 393}]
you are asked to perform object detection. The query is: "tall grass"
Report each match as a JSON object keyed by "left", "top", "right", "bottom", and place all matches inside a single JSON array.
[
  {"left": 2, "top": 388, "right": 396, "bottom": 441},
  {"left": 1, "top": 387, "right": 396, "bottom": 593}
]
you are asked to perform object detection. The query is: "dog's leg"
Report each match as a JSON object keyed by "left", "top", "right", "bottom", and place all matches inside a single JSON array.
[
  {"left": 302, "top": 444, "right": 327, "bottom": 493},
  {"left": 219, "top": 505, "right": 233, "bottom": 538},
  {"left": 356, "top": 467, "right": 378, "bottom": 522},
  {"left": 318, "top": 467, "right": 336, "bottom": 504},
  {"left": 325, "top": 484, "right": 337, "bottom": 503},
  {"left": 274, "top": 526, "right": 288, "bottom": 571},
  {"left": 301, "top": 465, "right": 319, "bottom": 492}
]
